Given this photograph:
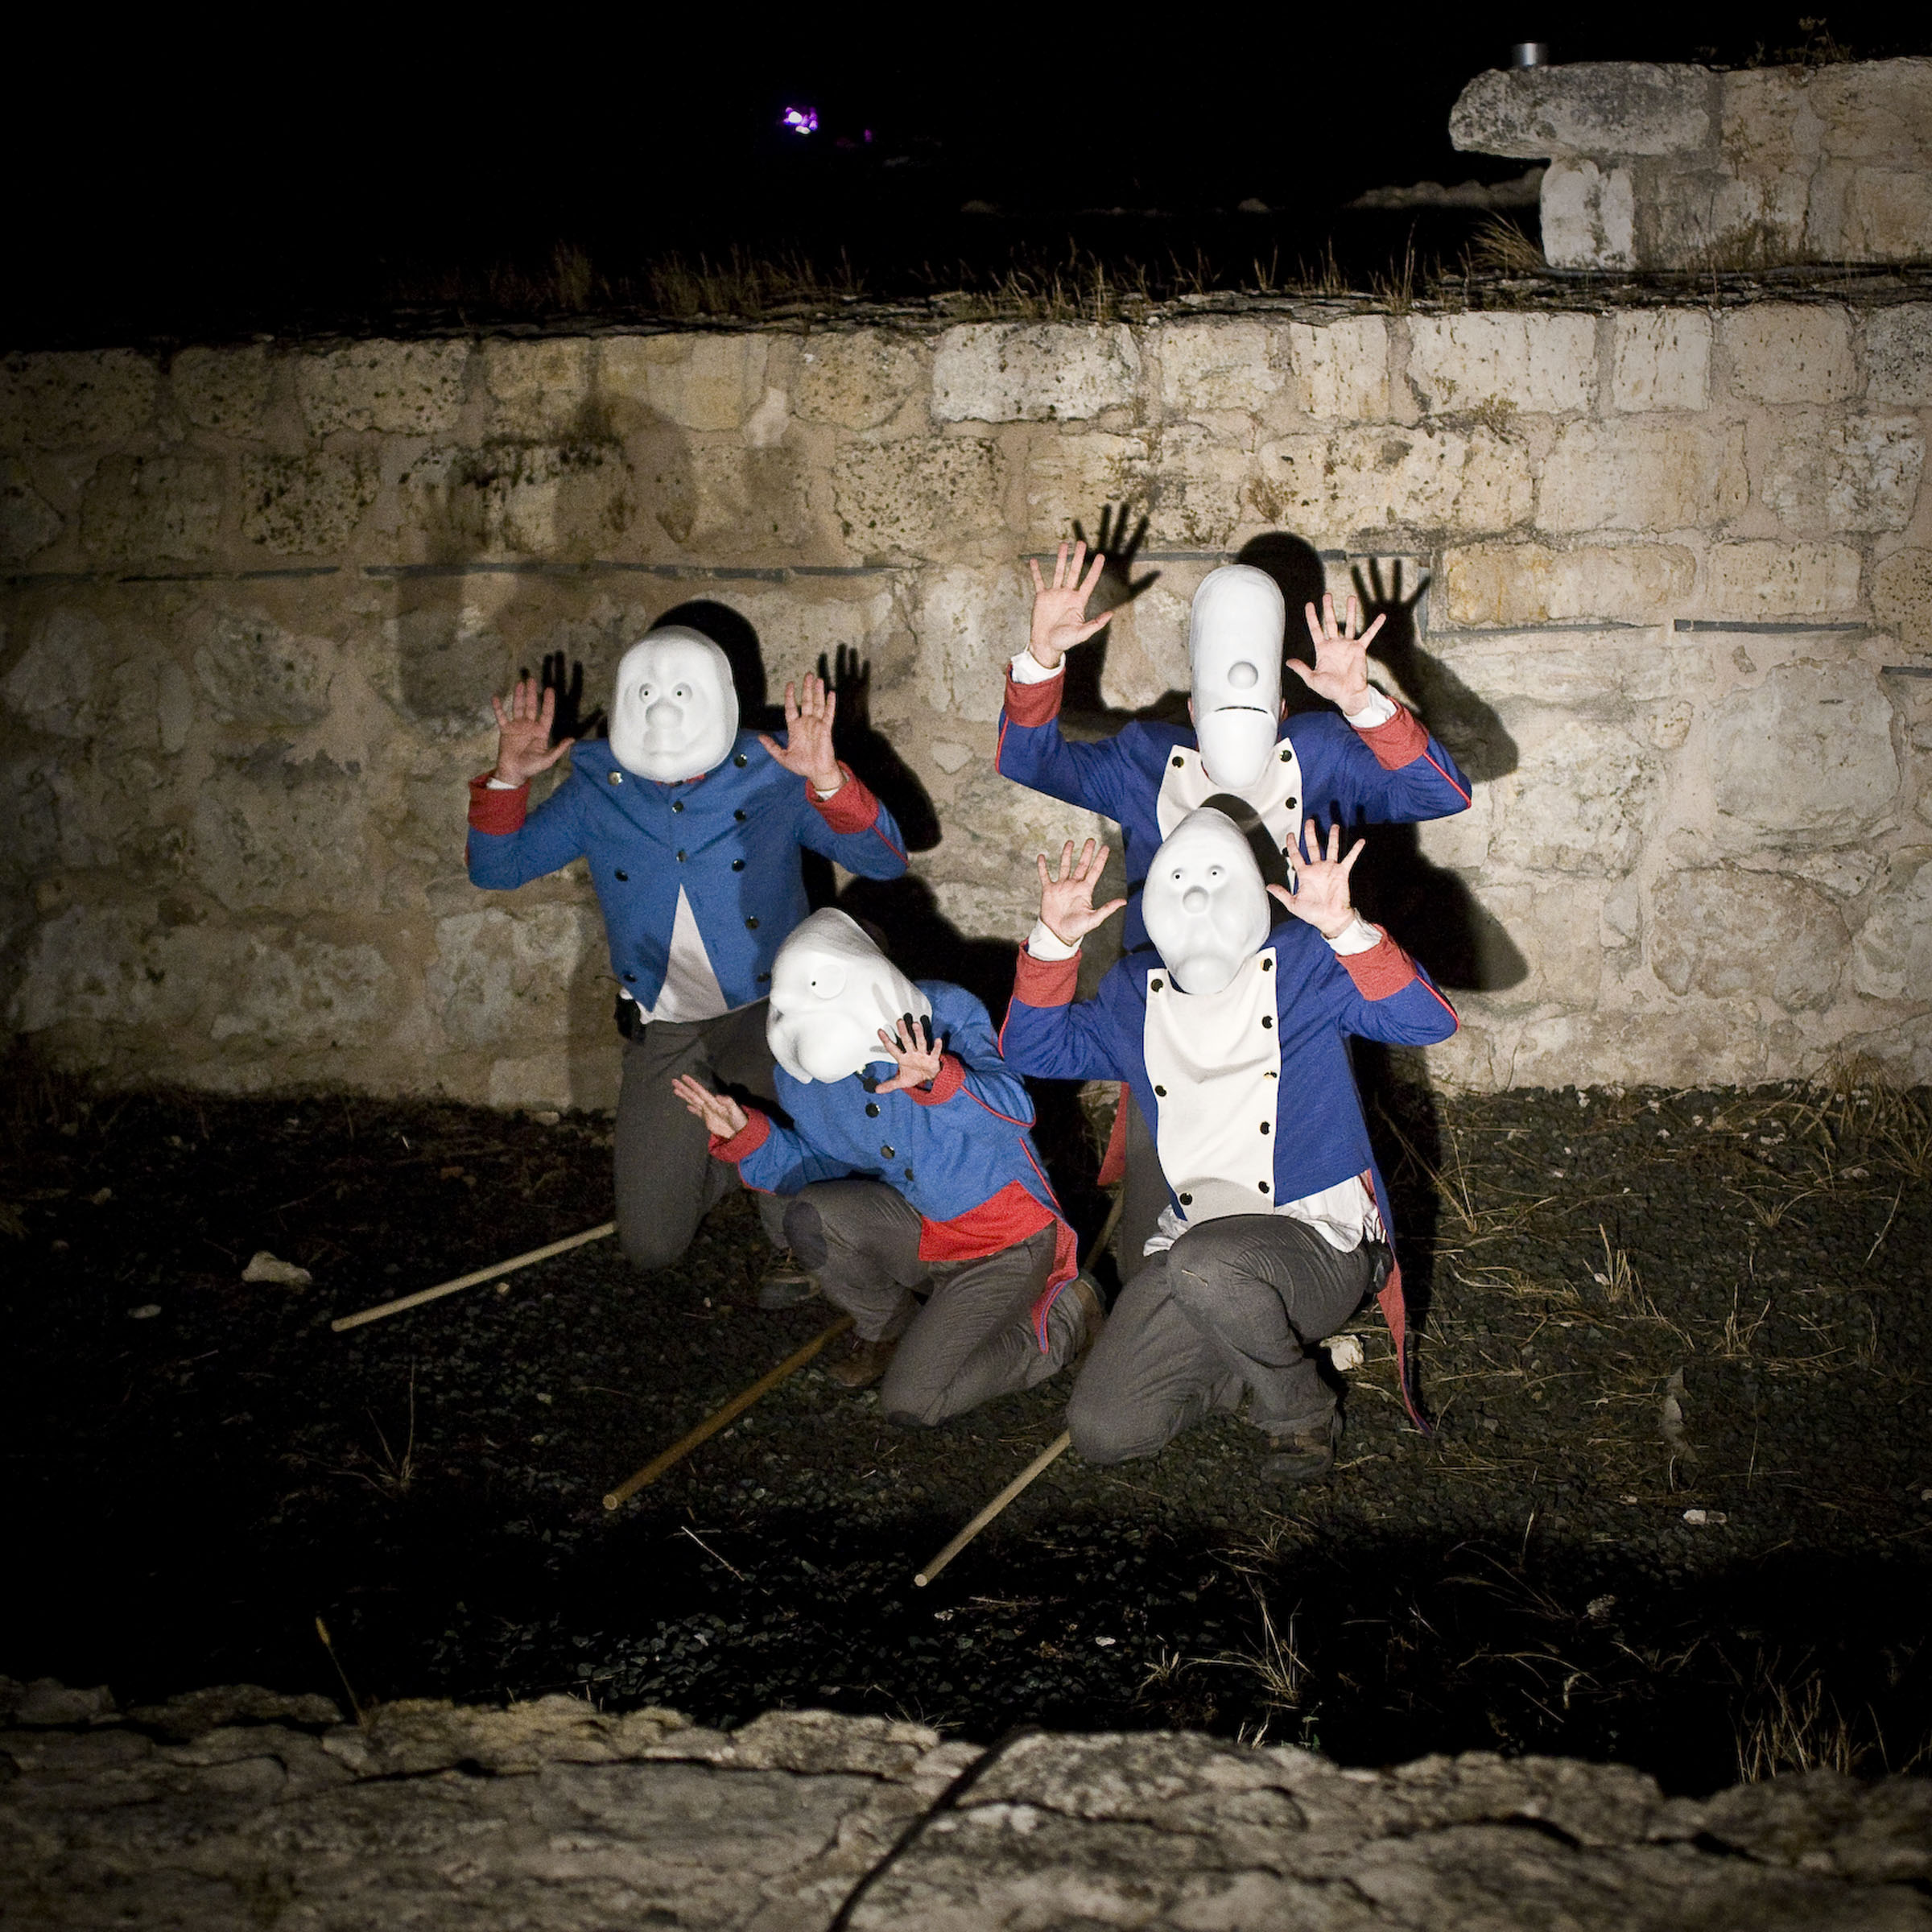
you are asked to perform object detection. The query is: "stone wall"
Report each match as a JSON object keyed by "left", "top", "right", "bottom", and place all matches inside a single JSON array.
[{"left": 3, "top": 304, "right": 1930, "bottom": 1106}]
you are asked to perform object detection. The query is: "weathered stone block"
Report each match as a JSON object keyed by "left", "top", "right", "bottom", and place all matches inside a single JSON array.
[
  {"left": 1851, "top": 852, "right": 1932, "bottom": 1002},
  {"left": 1443, "top": 542, "right": 1694, "bottom": 626},
  {"left": 793, "top": 332, "right": 928, "bottom": 430},
  {"left": 1484, "top": 715, "right": 1662, "bottom": 875},
  {"left": 295, "top": 341, "right": 469, "bottom": 438},
  {"left": 1288, "top": 317, "right": 1390, "bottom": 420},
  {"left": 930, "top": 766, "right": 1110, "bottom": 919},
  {"left": 238, "top": 451, "right": 379, "bottom": 555},
  {"left": 481, "top": 339, "right": 593, "bottom": 438},
  {"left": 1539, "top": 420, "right": 1746, "bottom": 532},
  {"left": 0, "top": 610, "right": 109, "bottom": 739},
  {"left": 1873, "top": 546, "right": 1932, "bottom": 649},
  {"left": 672, "top": 442, "right": 809, "bottom": 554},
  {"left": 1705, "top": 542, "right": 1863, "bottom": 619},
  {"left": 1158, "top": 320, "right": 1281, "bottom": 415},
  {"left": 1723, "top": 306, "right": 1856, "bottom": 404},
  {"left": 1146, "top": 425, "right": 1253, "bottom": 548},
  {"left": 402, "top": 441, "right": 634, "bottom": 559},
  {"left": 80, "top": 453, "right": 222, "bottom": 562},
  {"left": 912, "top": 568, "right": 1030, "bottom": 723},
  {"left": 427, "top": 906, "right": 602, "bottom": 1047},
  {"left": 1023, "top": 431, "right": 1151, "bottom": 540},
  {"left": 187, "top": 753, "right": 372, "bottom": 915},
  {"left": 1649, "top": 867, "right": 1849, "bottom": 1009},
  {"left": 1707, "top": 660, "right": 1900, "bottom": 846},
  {"left": 932, "top": 324, "right": 1140, "bottom": 423},
  {"left": 0, "top": 349, "right": 158, "bottom": 449},
  {"left": 189, "top": 610, "right": 336, "bottom": 728},
  {"left": 1094, "top": 576, "right": 1197, "bottom": 712},
  {"left": 1407, "top": 314, "right": 1597, "bottom": 416},
  {"left": 602, "top": 335, "right": 770, "bottom": 431},
  {"left": 1831, "top": 166, "right": 1932, "bottom": 265},
  {"left": 1541, "top": 159, "right": 1636, "bottom": 269},
  {"left": 1757, "top": 413, "right": 1924, "bottom": 534},
  {"left": 1864, "top": 304, "right": 1932, "bottom": 406},
  {"left": 1262, "top": 426, "right": 1532, "bottom": 539},
  {"left": 170, "top": 345, "right": 273, "bottom": 437},
  {"left": 831, "top": 436, "right": 1005, "bottom": 555},
  {"left": 0, "top": 457, "right": 62, "bottom": 564},
  {"left": 1611, "top": 309, "right": 1711, "bottom": 411},
  {"left": 1450, "top": 62, "right": 1712, "bottom": 159}
]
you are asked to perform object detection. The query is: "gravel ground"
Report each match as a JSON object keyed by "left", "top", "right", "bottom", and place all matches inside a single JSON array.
[{"left": 4, "top": 1062, "right": 1929, "bottom": 1794}]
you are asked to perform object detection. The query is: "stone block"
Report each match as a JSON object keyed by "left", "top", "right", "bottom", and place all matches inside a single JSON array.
[
  {"left": 238, "top": 451, "right": 379, "bottom": 555},
  {"left": 1023, "top": 432, "right": 1152, "bottom": 541},
  {"left": 1425, "top": 630, "right": 1681, "bottom": 711},
  {"left": 1450, "top": 61, "right": 1712, "bottom": 159},
  {"left": 1831, "top": 166, "right": 1932, "bottom": 266},
  {"left": 602, "top": 335, "right": 770, "bottom": 431},
  {"left": 1707, "top": 660, "right": 1900, "bottom": 846},
  {"left": 1851, "top": 852, "right": 1932, "bottom": 1002},
  {"left": 1261, "top": 426, "right": 1532, "bottom": 539},
  {"left": 831, "top": 436, "right": 1005, "bottom": 555},
  {"left": 1757, "top": 413, "right": 1924, "bottom": 534},
  {"left": 1094, "top": 576, "right": 1197, "bottom": 712},
  {"left": 794, "top": 332, "right": 928, "bottom": 430},
  {"left": 295, "top": 341, "right": 469, "bottom": 437},
  {"left": 931, "top": 324, "right": 1140, "bottom": 423},
  {"left": 206, "top": 931, "right": 396, "bottom": 1048},
  {"left": 0, "top": 609, "right": 109, "bottom": 739},
  {"left": 1406, "top": 314, "right": 1597, "bottom": 416},
  {"left": 401, "top": 440, "right": 634, "bottom": 559},
  {"left": 1443, "top": 543, "right": 1694, "bottom": 626},
  {"left": 0, "top": 457, "right": 62, "bottom": 564},
  {"left": 1484, "top": 715, "right": 1662, "bottom": 876},
  {"left": 186, "top": 752, "right": 372, "bottom": 915},
  {"left": 1463, "top": 878, "right": 1604, "bottom": 1007},
  {"left": 1704, "top": 543, "right": 1863, "bottom": 619},
  {"left": 1872, "top": 546, "right": 1932, "bottom": 650},
  {"left": 1723, "top": 306, "right": 1856, "bottom": 404},
  {"left": 1288, "top": 316, "right": 1390, "bottom": 420},
  {"left": 911, "top": 568, "right": 1030, "bottom": 723},
  {"left": 0, "top": 349, "right": 158, "bottom": 449},
  {"left": 1649, "top": 867, "right": 1849, "bottom": 1009},
  {"left": 1539, "top": 420, "right": 1745, "bottom": 532},
  {"left": 80, "top": 453, "right": 223, "bottom": 562},
  {"left": 481, "top": 339, "right": 593, "bottom": 438},
  {"left": 189, "top": 610, "right": 336, "bottom": 729},
  {"left": 1146, "top": 425, "right": 1254, "bottom": 547},
  {"left": 170, "top": 345, "right": 273, "bottom": 437},
  {"left": 1541, "top": 159, "right": 1636, "bottom": 269},
  {"left": 1864, "top": 304, "right": 1932, "bottom": 406},
  {"left": 936, "top": 763, "right": 1112, "bottom": 890},
  {"left": 427, "top": 905, "right": 603, "bottom": 1047},
  {"left": 671, "top": 442, "right": 808, "bottom": 554},
  {"left": 1611, "top": 310, "right": 1711, "bottom": 411},
  {"left": 1158, "top": 320, "right": 1282, "bottom": 415}
]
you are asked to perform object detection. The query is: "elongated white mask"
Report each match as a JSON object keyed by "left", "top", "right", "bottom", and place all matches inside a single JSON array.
[
  {"left": 767, "top": 909, "right": 934, "bottom": 1085},
  {"left": 1142, "top": 808, "right": 1273, "bottom": 996},
  {"left": 1190, "top": 564, "right": 1285, "bottom": 791},
  {"left": 607, "top": 628, "right": 739, "bottom": 781}
]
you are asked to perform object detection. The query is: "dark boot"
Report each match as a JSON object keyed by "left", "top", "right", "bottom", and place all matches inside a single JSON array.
[
  {"left": 1261, "top": 1410, "right": 1340, "bottom": 1484},
  {"left": 827, "top": 1332, "right": 899, "bottom": 1389}
]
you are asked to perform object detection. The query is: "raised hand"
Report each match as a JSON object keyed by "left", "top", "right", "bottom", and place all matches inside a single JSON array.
[
  {"left": 1267, "top": 819, "right": 1366, "bottom": 939},
  {"left": 671, "top": 1074, "right": 749, "bottom": 1141},
  {"left": 1036, "top": 838, "right": 1126, "bottom": 947},
  {"left": 1290, "top": 592, "right": 1388, "bottom": 713},
  {"left": 490, "top": 675, "right": 576, "bottom": 786},
  {"left": 1026, "top": 539, "right": 1113, "bottom": 671},
  {"left": 757, "top": 674, "right": 842, "bottom": 792},
  {"left": 872, "top": 1013, "right": 947, "bottom": 1095}
]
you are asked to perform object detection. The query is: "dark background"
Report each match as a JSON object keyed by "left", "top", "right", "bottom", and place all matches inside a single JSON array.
[{"left": 8, "top": 7, "right": 1930, "bottom": 346}]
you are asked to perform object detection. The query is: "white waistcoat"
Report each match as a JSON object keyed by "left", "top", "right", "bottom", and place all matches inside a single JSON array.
[{"left": 1155, "top": 740, "right": 1306, "bottom": 884}]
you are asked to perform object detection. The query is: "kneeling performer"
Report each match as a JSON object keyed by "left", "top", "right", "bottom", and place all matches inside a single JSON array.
[
  {"left": 673, "top": 910, "right": 1099, "bottom": 1424},
  {"left": 999, "top": 813, "right": 1458, "bottom": 1481}
]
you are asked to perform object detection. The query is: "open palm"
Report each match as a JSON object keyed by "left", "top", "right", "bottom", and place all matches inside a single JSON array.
[
  {"left": 1026, "top": 540, "right": 1113, "bottom": 670},
  {"left": 1037, "top": 838, "right": 1125, "bottom": 946}
]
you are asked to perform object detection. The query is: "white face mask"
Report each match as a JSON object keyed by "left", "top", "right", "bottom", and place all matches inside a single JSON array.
[
  {"left": 766, "top": 909, "right": 935, "bottom": 1085},
  {"left": 1189, "top": 564, "right": 1285, "bottom": 791},
  {"left": 607, "top": 628, "right": 739, "bottom": 782},
  {"left": 1141, "top": 808, "right": 1274, "bottom": 996}
]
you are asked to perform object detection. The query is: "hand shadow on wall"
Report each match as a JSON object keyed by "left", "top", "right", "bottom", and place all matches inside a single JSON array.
[{"left": 1059, "top": 505, "right": 1162, "bottom": 717}]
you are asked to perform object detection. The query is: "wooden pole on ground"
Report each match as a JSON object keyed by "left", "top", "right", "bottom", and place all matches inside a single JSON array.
[
  {"left": 331, "top": 1221, "right": 618, "bottom": 1333},
  {"left": 914, "top": 1430, "right": 1071, "bottom": 1587},
  {"left": 602, "top": 1313, "right": 854, "bottom": 1511}
]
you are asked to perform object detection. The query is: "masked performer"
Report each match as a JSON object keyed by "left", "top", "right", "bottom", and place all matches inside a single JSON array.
[
  {"left": 998, "top": 544, "right": 1472, "bottom": 1261},
  {"left": 672, "top": 909, "right": 1100, "bottom": 1422},
  {"left": 998, "top": 814, "right": 1458, "bottom": 1481},
  {"left": 469, "top": 629, "right": 908, "bottom": 1272}
]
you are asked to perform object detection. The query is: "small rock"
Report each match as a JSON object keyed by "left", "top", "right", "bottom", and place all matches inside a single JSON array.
[
  {"left": 89, "top": 1187, "right": 113, "bottom": 1206},
  {"left": 1585, "top": 1594, "right": 1618, "bottom": 1622},
  {"left": 532, "top": 1110, "right": 561, "bottom": 1126},
  {"left": 1094, "top": 1635, "right": 1117, "bottom": 1647},
  {"left": 1682, "top": 1508, "right": 1728, "bottom": 1525},
  {"left": 1326, "top": 1334, "right": 1365, "bottom": 1373},
  {"left": 243, "top": 1250, "right": 313, "bottom": 1289},
  {"left": 128, "top": 1304, "right": 161, "bottom": 1320}
]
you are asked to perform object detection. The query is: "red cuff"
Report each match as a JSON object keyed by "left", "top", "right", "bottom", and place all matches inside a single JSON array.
[
  {"left": 1340, "top": 929, "right": 1419, "bottom": 999},
  {"left": 906, "top": 1052, "right": 966, "bottom": 1106},
  {"left": 1002, "top": 665, "right": 1064, "bottom": 728},
  {"left": 807, "top": 763, "right": 881, "bottom": 833},
  {"left": 1355, "top": 703, "right": 1430, "bottom": 772},
  {"left": 1013, "top": 943, "right": 1080, "bottom": 1008},
  {"left": 468, "top": 774, "right": 529, "bottom": 834},
  {"left": 710, "top": 1108, "right": 771, "bottom": 1164}
]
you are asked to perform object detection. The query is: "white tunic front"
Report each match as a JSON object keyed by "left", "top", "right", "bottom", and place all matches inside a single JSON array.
[{"left": 1154, "top": 741, "right": 1306, "bottom": 884}]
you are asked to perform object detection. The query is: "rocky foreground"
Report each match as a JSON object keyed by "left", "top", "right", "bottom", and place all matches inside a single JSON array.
[{"left": 4, "top": 1678, "right": 1930, "bottom": 1930}]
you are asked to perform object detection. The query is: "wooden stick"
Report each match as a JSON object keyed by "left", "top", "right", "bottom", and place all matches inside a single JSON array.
[
  {"left": 331, "top": 1221, "right": 617, "bottom": 1333},
  {"left": 602, "top": 1313, "right": 854, "bottom": 1511},
  {"left": 915, "top": 1431, "right": 1071, "bottom": 1587}
]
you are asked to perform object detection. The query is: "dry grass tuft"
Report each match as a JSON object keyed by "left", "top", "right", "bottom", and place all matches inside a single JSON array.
[{"left": 1467, "top": 216, "right": 1549, "bottom": 276}]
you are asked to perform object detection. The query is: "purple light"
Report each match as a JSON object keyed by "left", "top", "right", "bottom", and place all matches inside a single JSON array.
[{"left": 781, "top": 106, "right": 818, "bottom": 135}]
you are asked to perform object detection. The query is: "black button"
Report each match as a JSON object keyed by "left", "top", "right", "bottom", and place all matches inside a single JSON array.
[
  {"left": 745, "top": 916, "right": 758, "bottom": 930},
  {"left": 1286, "top": 795, "right": 1298, "bottom": 811},
  {"left": 1261, "top": 1015, "right": 1274, "bottom": 1029},
  {"left": 734, "top": 809, "right": 747, "bottom": 822},
  {"left": 1179, "top": 1191, "right": 1192, "bottom": 1206},
  {"left": 1154, "top": 1084, "right": 1166, "bottom": 1096},
  {"left": 881, "top": 1144, "right": 894, "bottom": 1158},
  {"left": 1259, "top": 1181, "right": 1270, "bottom": 1194},
  {"left": 671, "top": 800, "right": 683, "bottom": 813},
  {"left": 1150, "top": 978, "right": 1164, "bottom": 992},
  {"left": 732, "top": 858, "right": 745, "bottom": 871},
  {"left": 676, "top": 850, "right": 687, "bottom": 861},
  {"left": 1171, "top": 755, "right": 1184, "bottom": 768},
  {"left": 735, "top": 753, "right": 748, "bottom": 767},
  {"left": 1279, "top": 749, "right": 1291, "bottom": 763},
  {"left": 1261, "top": 958, "right": 1272, "bottom": 971},
  {"left": 865, "top": 1102, "right": 880, "bottom": 1117},
  {"left": 623, "top": 972, "right": 637, "bottom": 983},
  {"left": 1260, "top": 1121, "right": 1270, "bottom": 1135},
  {"left": 614, "top": 869, "right": 628, "bottom": 881},
  {"left": 608, "top": 771, "right": 623, "bottom": 785},
  {"left": 903, "top": 1168, "right": 914, "bottom": 1182},
  {"left": 755, "top": 972, "right": 770, "bottom": 983}
]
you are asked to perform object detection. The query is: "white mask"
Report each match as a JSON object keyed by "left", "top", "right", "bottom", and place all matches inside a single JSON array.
[
  {"left": 1189, "top": 564, "right": 1285, "bottom": 791},
  {"left": 767, "top": 909, "right": 934, "bottom": 1085},
  {"left": 1141, "top": 808, "right": 1273, "bottom": 996},
  {"left": 607, "top": 628, "right": 739, "bottom": 781}
]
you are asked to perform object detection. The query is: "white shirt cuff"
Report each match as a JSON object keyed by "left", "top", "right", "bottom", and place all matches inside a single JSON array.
[
  {"left": 1324, "top": 913, "right": 1383, "bottom": 956},
  {"left": 814, "top": 778, "right": 845, "bottom": 799},
  {"left": 1009, "top": 650, "right": 1065, "bottom": 687},
  {"left": 1026, "top": 920, "right": 1081, "bottom": 961},
  {"left": 1342, "top": 689, "right": 1398, "bottom": 729},
  {"left": 485, "top": 775, "right": 524, "bottom": 791}
]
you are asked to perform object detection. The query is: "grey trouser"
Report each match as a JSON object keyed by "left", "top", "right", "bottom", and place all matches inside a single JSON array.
[
  {"left": 1115, "top": 1090, "right": 1167, "bottom": 1276},
  {"left": 783, "top": 1180, "right": 1079, "bottom": 1426},
  {"left": 615, "top": 1000, "right": 790, "bottom": 1272},
  {"left": 1068, "top": 1213, "right": 1381, "bottom": 1465}
]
